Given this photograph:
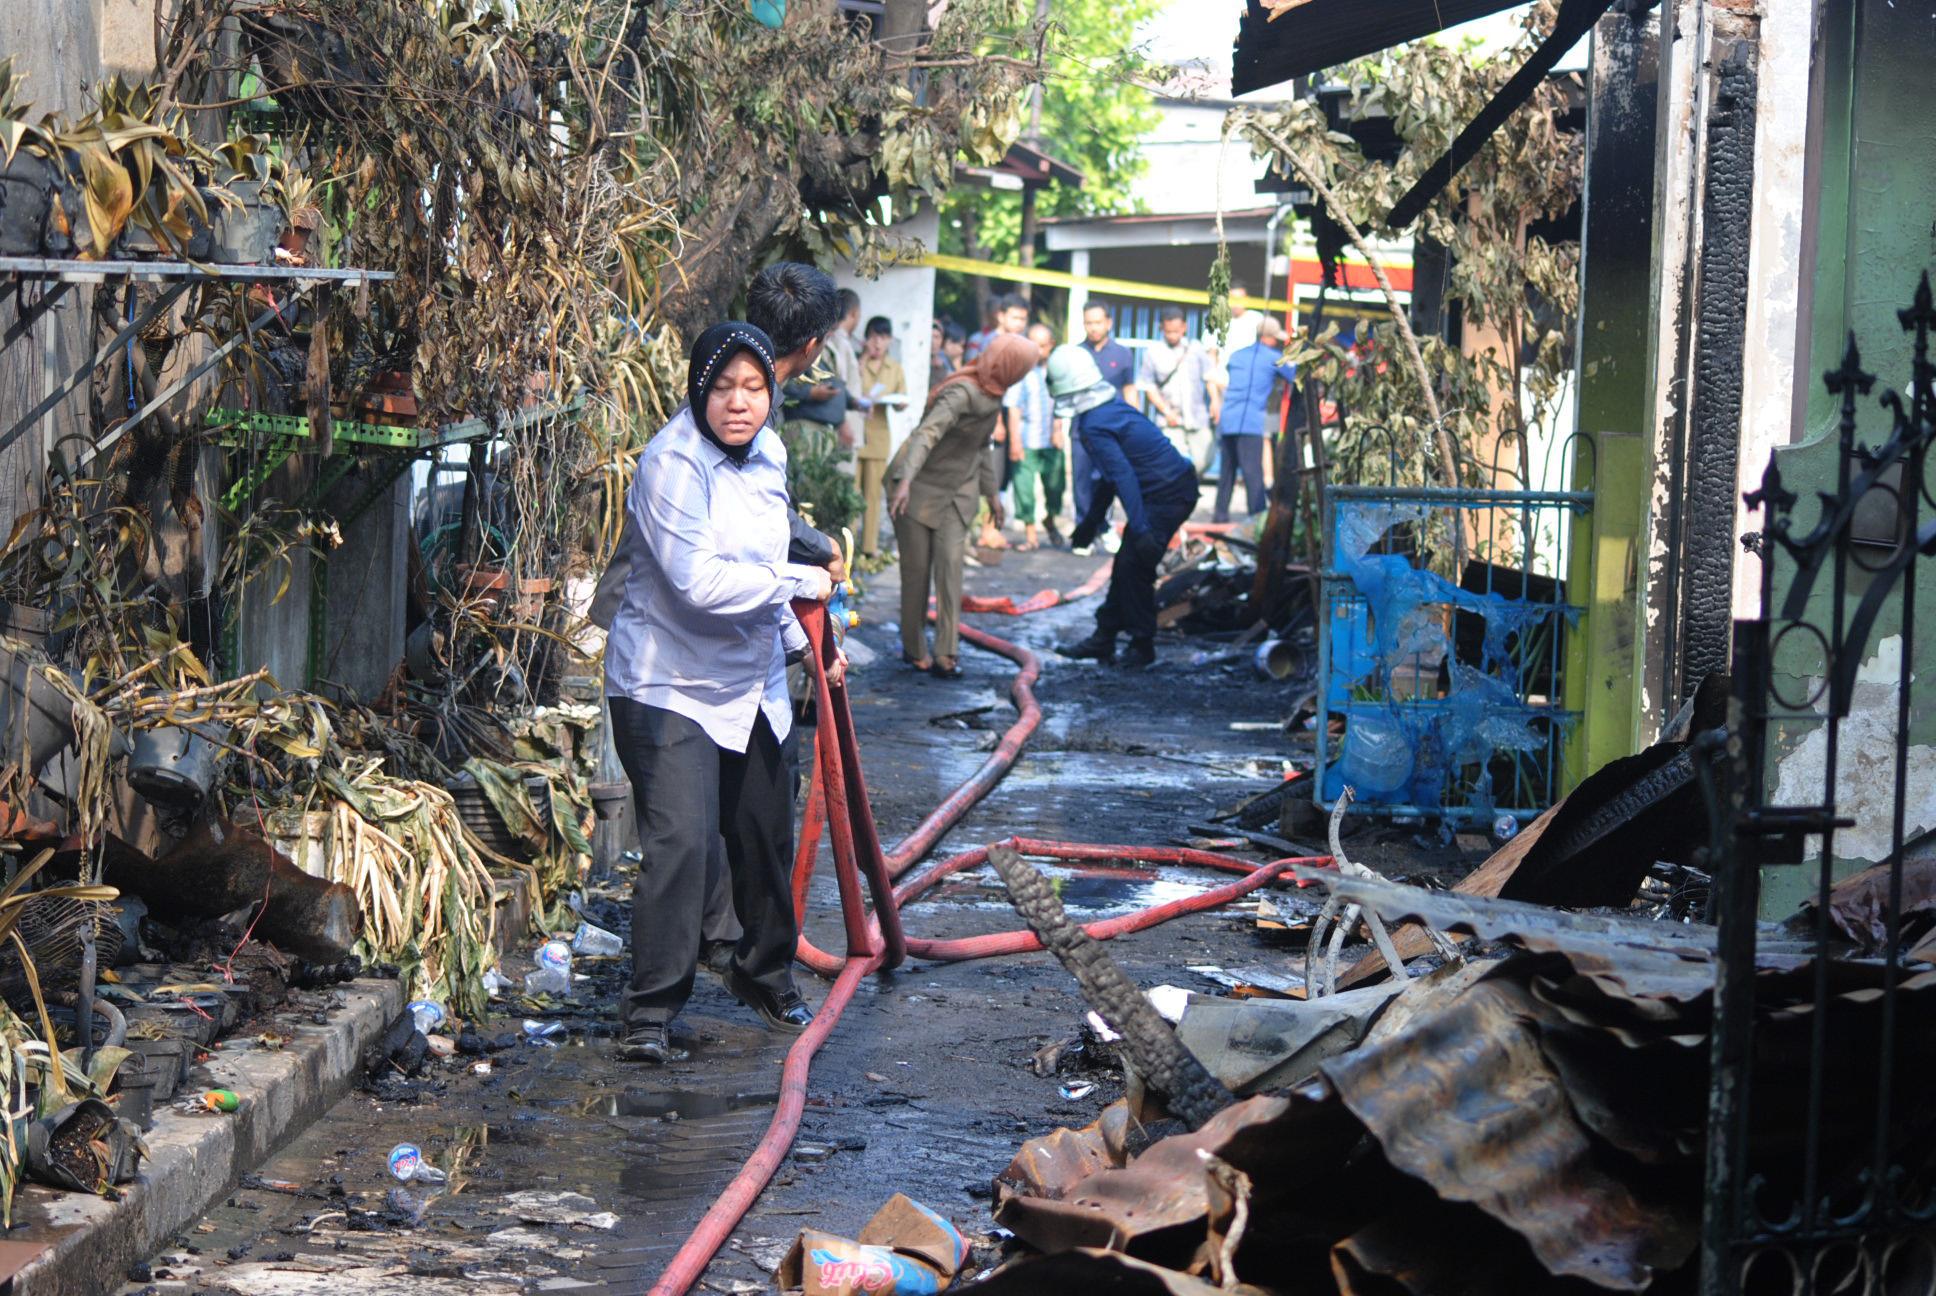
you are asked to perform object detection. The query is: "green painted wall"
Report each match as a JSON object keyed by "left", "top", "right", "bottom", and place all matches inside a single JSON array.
[
  {"left": 1563, "top": 15, "right": 1662, "bottom": 790},
  {"left": 1762, "top": 0, "right": 1936, "bottom": 916}
]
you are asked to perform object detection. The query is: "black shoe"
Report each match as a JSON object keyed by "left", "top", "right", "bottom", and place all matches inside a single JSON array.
[
  {"left": 1118, "top": 638, "right": 1156, "bottom": 669},
  {"left": 1044, "top": 519, "right": 1064, "bottom": 548},
  {"left": 1057, "top": 630, "right": 1117, "bottom": 662},
  {"left": 699, "top": 939, "right": 736, "bottom": 980},
  {"left": 723, "top": 966, "right": 815, "bottom": 1034},
  {"left": 618, "top": 1023, "right": 688, "bottom": 1065}
]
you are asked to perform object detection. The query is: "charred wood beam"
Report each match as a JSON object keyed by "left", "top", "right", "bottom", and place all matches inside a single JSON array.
[
  {"left": 1386, "top": 0, "right": 1623, "bottom": 231},
  {"left": 987, "top": 843, "right": 1234, "bottom": 1130},
  {"left": 1676, "top": 44, "right": 1757, "bottom": 699}
]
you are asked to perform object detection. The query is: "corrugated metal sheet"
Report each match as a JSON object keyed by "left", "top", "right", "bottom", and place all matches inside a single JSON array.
[
  {"left": 1321, "top": 977, "right": 1698, "bottom": 1289},
  {"left": 1232, "top": 0, "right": 1525, "bottom": 97}
]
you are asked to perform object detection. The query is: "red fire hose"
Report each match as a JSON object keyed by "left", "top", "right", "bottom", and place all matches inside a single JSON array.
[{"left": 646, "top": 589, "right": 1329, "bottom": 1296}]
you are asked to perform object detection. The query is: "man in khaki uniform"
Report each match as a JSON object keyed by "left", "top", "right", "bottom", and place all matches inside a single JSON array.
[{"left": 855, "top": 315, "right": 905, "bottom": 560}]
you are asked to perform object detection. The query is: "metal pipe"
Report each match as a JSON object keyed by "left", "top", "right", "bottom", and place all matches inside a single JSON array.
[{"left": 1260, "top": 202, "right": 1298, "bottom": 324}]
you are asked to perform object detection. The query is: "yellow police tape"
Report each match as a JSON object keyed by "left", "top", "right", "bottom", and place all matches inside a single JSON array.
[{"left": 912, "top": 250, "right": 1397, "bottom": 321}]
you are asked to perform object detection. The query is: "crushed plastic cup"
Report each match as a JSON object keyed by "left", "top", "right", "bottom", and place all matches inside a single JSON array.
[
  {"left": 536, "top": 940, "right": 572, "bottom": 971},
  {"left": 525, "top": 966, "right": 570, "bottom": 996},
  {"left": 481, "top": 969, "right": 512, "bottom": 998},
  {"left": 569, "top": 921, "right": 624, "bottom": 957},
  {"left": 407, "top": 999, "right": 445, "bottom": 1034},
  {"left": 522, "top": 1019, "right": 567, "bottom": 1044},
  {"left": 387, "top": 1143, "right": 448, "bottom": 1185}
]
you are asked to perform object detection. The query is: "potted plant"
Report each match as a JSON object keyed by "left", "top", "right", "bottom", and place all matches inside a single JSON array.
[
  {"left": 43, "top": 77, "right": 215, "bottom": 261},
  {"left": 0, "top": 58, "right": 58, "bottom": 256},
  {"left": 271, "top": 166, "right": 323, "bottom": 264},
  {"left": 204, "top": 132, "right": 282, "bottom": 265}
]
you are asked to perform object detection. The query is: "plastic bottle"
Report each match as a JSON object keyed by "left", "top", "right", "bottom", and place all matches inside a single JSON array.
[
  {"left": 388, "top": 1143, "right": 449, "bottom": 1186},
  {"left": 1492, "top": 813, "right": 1520, "bottom": 843},
  {"left": 569, "top": 921, "right": 624, "bottom": 957},
  {"left": 524, "top": 940, "right": 573, "bottom": 996}
]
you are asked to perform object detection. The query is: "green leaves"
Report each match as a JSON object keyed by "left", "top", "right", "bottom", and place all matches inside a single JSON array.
[
  {"left": 1233, "top": 8, "right": 1581, "bottom": 505},
  {"left": 937, "top": 0, "right": 1163, "bottom": 273}
]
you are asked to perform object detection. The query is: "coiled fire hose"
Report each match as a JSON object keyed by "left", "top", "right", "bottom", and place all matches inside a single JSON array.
[{"left": 647, "top": 586, "right": 1328, "bottom": 1296}]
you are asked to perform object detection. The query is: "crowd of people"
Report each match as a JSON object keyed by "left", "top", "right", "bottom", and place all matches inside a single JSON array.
[
  {"left": 771, "top": 283, "right": 1301, "bottom": 565},
  {"left": 759, "top": 279, "right": 1305, "bottom": 679}
]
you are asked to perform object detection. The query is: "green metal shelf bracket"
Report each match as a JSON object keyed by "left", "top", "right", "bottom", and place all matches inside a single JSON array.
[{"left": 220, "top": 439, "right": 301, "bottom": 513}]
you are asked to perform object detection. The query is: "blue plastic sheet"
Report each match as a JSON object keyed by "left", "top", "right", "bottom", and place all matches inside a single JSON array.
[{"left": 1322, "top": 500, "right": 1571, "bottom": 821}]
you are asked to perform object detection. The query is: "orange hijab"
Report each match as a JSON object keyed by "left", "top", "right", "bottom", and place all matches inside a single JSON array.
[{"left": 926, "top": 332, "right": 1036, "bottom": 411}]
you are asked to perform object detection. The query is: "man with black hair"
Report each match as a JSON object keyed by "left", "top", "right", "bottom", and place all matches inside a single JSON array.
[
  {"left": 778, "top": 285, "right": 850, "bottom": 445},
  {"left": 856, "top": 315, "right": 904, "bottom": 559},
  {"left": 1076, "top": 302, "right": 1134, "bottom": 544},
  {"left": 827, "top": 288, "right": 869, "bottom": 459},
  {"left": 1138, "top": 305, "right": 1217, "bottom": 474}
]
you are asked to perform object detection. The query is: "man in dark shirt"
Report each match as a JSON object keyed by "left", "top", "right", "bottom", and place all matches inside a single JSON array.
[
  {"left": 1081, "top": 302, "right": 1136, "bottom": 397},
  {"left": 1047, "top": 344, "right": 1197, "bottom": 669},
  {"left": 1075, "top": 303, "right": 1135, "bottom": 542}
]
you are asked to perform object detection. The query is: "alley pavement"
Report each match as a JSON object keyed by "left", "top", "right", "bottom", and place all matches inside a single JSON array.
[{"left": 120, "top": 538, "right": 1458, "bottom": 1296}]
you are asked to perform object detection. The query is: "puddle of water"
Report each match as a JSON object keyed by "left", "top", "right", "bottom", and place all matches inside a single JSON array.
[
  {"left": 583, "top": 1088, "right": 779, "bottom": 1120},
  {"left": 932, "top": 861, "right": 1221, "bottom": 916}
]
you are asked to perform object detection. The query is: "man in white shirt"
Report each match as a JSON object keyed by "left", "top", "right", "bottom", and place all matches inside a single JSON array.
[{"left": 827, "top": 288, "right": 870, "bottom": 469}]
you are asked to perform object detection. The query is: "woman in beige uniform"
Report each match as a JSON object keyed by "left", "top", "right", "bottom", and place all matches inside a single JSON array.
[{"left": 885, "top": 332, "right": 1034, "bottom": 679}]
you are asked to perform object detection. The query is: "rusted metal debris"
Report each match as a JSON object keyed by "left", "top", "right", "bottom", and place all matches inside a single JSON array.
[
  {"left": 1811, "top": 851, "right": 1936, "bottom": 956},
  {"left": 971, "top": 1246, "right": 1266, "bottom": 1296},
  {"left": 978, "top": 886, "right": 1936, "bottom": 1294},
  {"left": 1306, "top": 788, "right": 1462, "bottom": 997},
  {"left": 1299, "top": 868, "right": 1722, "bottom": 1004},
  {"left": 1323, "top": 974, "right": 1698, "bottom": 1288}
]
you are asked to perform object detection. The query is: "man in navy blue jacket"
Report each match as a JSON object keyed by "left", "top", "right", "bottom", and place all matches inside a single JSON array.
[{"left": 1046, "top": 344, "right": 1198, "bottom": 668}]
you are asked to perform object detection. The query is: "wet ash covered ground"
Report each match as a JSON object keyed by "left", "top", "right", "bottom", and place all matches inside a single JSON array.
[{"left": 123, "top": 541, "right": 1483, "bottom": 1296}]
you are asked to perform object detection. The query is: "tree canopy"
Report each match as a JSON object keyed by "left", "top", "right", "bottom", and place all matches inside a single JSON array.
[{"left": 936, "top": 0, "right": 1162, "bottom": 321}]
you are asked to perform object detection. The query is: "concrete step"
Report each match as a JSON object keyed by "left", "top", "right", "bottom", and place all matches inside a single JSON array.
[{"left": 8, "top": 977, "right": 402, "bottom": 1296}]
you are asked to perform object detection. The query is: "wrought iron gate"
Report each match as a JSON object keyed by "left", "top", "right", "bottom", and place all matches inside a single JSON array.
[{"left": 1699, "top": 277, "right": 1936, "bottom": 1293}]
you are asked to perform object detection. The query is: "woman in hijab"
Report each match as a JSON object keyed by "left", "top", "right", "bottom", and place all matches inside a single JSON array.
[
  {"left": 604, "top": 322, "right": 841, "bottom": 1065},
  {"left": 885, "top": 332, "right": 1036, "bottom": 678}
]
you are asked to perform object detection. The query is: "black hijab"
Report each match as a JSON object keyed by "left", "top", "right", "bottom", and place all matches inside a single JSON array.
[{"left": 688, "top": 321, "right": 780, "bottom": 465}]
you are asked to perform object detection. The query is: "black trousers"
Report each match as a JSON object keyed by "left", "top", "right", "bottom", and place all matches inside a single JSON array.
[
  {"left": 1213, "top": 435, "right": 1266, "bottom": 521},
  {"left": 1095, "top": 476, "right": 1198, "bottom": 643},
  {"left": 609, "top": 698, "right": 799, "bottom": 1028}
]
